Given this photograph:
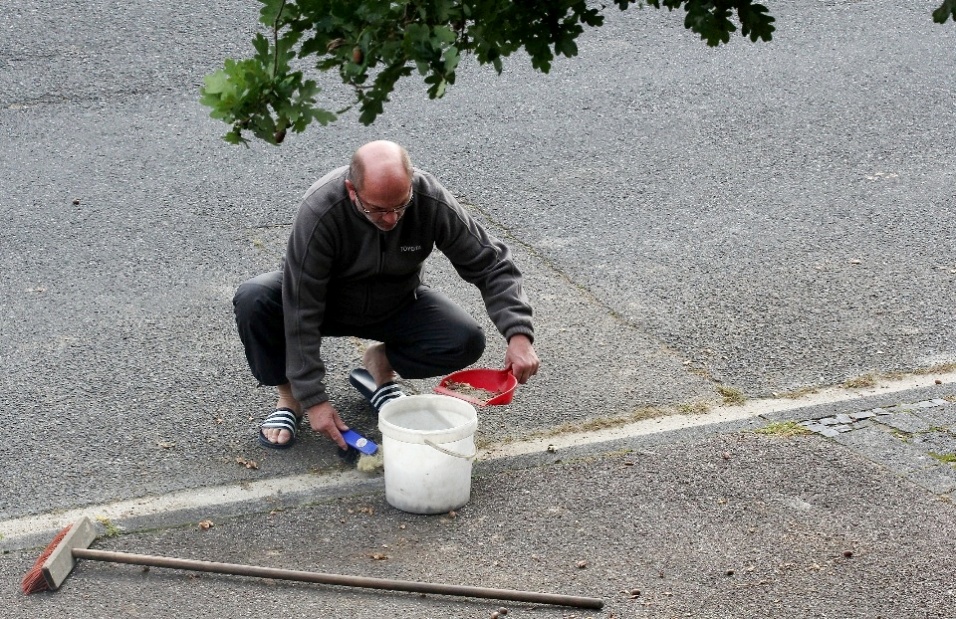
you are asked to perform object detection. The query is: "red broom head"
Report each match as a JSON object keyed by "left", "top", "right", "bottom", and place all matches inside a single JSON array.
[{"left": 21, "top": 524, "right": 73, "bottom": 595}]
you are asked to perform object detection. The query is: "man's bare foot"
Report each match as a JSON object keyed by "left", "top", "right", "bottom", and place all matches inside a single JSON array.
[
  {"left": 363, "top": 342, "right": 397, "bottom": 387},
  {"left": 262, "top": 384, "right": 302, "bottom": 446}
]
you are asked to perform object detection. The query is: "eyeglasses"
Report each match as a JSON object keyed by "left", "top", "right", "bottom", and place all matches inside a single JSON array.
[{"left": 354, "top": 190, "right": 414, "bottom": 217}]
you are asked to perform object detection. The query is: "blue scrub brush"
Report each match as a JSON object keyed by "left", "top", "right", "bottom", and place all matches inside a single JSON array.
[{"left": 342, "top": 428, "right": 384, "bottom": 472}]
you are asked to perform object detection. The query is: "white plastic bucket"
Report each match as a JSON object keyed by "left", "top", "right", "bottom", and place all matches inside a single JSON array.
[{"left": 378, "top": 394, "right": 478, "bottom": 514}]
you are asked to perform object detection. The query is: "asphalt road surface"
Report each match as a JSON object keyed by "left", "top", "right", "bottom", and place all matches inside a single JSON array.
[{"left": 1, "top": 0, "right": 953, "bottom": 527}]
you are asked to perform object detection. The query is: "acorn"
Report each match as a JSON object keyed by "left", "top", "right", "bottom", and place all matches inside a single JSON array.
[
  {"left": 352, "top": 46, "right": 364, "bottom": 64},
  {"left": 274, "top": 128, "right": 286, "bottom": 144}
]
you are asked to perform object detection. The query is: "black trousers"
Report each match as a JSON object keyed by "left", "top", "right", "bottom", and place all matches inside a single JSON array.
[{"left": 233, "top": 271, "right": 486, "bottom": 386}]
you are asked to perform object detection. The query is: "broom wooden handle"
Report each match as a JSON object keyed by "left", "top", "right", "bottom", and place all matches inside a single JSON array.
[{"left": 72, "top": 548, "right": 603, "bottom": 609}]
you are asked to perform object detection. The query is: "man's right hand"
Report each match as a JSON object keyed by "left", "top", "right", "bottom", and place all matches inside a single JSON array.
[{"left": 306, "top": 401, "right": 350, "bottom": 449}]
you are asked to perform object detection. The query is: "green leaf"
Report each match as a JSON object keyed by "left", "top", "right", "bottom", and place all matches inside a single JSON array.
[
  {"left": 405, "top": 23, "right": 430, "bottom": 44},
  {"left": 252, "top": 33, "right": 270, "bottom": 58},
  {"left": 224, "top": 128, "right": 246, "bottom": 146},
  {"left": 433, "top": 25, "right": 457, "bottom": 44},
  {"left": 738, "top": 2, "right": 776, "bottom": 43},
  {"left": 933, "top": 0, "right": 956, "bottom": 23},
  {"left": 443, "top": 46, "right": 460, "bottom": 73},
  {"left": 431, "top": 0, "right": 453, "bottom": 21},
  {"left": 684, "top": 1, "right": 733, "bottom": 47},
  {"left": 312, "top": 107, "right": 337, "bottom": 126},
  {"left": 259, "top": 0, "right": 287, "bottom": 26},
  {"left": 201, "top": 70, "right": 231, "bottom": 95},
  {"left": 556, "top": 37, "right": 578, "bottom": 58}
]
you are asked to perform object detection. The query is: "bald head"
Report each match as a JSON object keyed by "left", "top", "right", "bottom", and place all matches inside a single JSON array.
[
  {"left": 345, "top": 141, "right": 415, "bottom": 232},
  {"left": 348, "top": 140, "right": 413, "bottom": 193}
]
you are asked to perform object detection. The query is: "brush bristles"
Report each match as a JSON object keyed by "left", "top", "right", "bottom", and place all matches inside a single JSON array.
[
  {"left": 356, "top": 448, "right": 384, "bottom": 473},
  {"left": 20, "top": 524, "right": 72, "bottom": 595}
]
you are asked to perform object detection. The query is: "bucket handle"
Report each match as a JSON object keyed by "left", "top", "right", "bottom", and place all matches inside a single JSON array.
[{"left": 424, "top": 439, "right": 477, "bottom": 461}]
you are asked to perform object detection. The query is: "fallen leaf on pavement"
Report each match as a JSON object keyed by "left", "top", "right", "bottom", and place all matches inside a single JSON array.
[{"left": 236, "top": 456, "right": 259, "bottom": 470}]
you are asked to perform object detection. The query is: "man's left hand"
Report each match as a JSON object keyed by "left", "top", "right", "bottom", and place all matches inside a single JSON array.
[{"left": 505, "top": 334, "right": 539, "bottom": 384}]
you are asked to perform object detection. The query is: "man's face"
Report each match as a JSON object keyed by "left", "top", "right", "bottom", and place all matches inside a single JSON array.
[{"left": 347, "top": 180, "right": 413, "bottom": 232}]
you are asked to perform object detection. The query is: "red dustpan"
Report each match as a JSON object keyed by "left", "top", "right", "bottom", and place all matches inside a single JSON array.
[{"left": 434, "top": 368, "right": 518, "bottom": 407}]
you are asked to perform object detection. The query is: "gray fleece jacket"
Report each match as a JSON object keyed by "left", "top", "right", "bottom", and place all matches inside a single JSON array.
[{"left": 283, "top": 166, "right": 535, "bottom": 409}]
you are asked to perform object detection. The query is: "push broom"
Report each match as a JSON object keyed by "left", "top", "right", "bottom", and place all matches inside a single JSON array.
[{"left": 21, "top": 516, "right": 603, "bottom": 610}]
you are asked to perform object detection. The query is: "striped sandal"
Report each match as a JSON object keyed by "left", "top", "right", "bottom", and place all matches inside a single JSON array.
[
  {"left": 257, "top": 407, "right": 301, "bottom": 449},
  {"left": 349, "top": 368, "right": 406, "bottom": 412}
]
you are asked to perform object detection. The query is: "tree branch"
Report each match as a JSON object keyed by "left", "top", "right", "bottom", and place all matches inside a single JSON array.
[{"left": 272, "top": 0, "right": 286, "bottom": 78}]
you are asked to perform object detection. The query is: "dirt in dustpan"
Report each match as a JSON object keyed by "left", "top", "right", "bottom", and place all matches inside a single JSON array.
[{"left": 442, "top": 381, "right": 502, "bottom": 401}]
